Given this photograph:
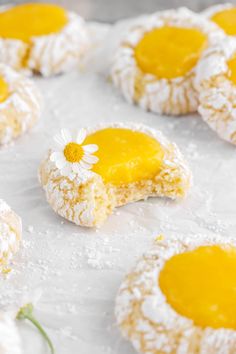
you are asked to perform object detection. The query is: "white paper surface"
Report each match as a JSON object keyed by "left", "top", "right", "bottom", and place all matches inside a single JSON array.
[{"left": 0, "top": 21, "right": 235, "bottom": 354}]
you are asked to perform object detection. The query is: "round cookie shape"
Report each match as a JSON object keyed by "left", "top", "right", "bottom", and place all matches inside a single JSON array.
[
  {"left": 0, "top": 311, "right": 22, "bottom": 354},
  {"left": 0, "top": 3, "right": 89, "bottom": 77},
  {"left": 115, "top": 234, "right": 236, "bottom": 354},
  {"left": 195, "top": 37, "right": 236, "bottom": 144},
  {"left": 39, "top": 123, "right": 192, "bottom": 227},
  {"left": 111, "top": 7, "right": 224, "bottom": 116},
  {"left": 0, "top": 199, "right": 22, "bottom": 268},
  {"left": 0, "top": 64, "right": 41, "bottom": 145},
  {"left": 203, "top": 3, "right": 236, "bottom": 36}
]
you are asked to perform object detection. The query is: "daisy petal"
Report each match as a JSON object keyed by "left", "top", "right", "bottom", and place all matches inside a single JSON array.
[
  {"left": 83, "top": 154, "right": 99, "bottom": 164},
  {"left": 53, "top": 134, "right": 65, "bottom": 147},
  {"left": 55, "top": 158, "right": 67, "bottom": 169},
  {"left": 72, "top": 163, "right": 82, "bottom": 173},
  {"left": 61, "top": 129, "right": 72, "bottom": 144},
  {"left": 79, "top": 160, "right": 92, "bottom": 170},
  {"left": 76, "top": 128, "right": 87, "bottom": 144},
  {"left": 68, "top": 172, "right": 76, "bottom": 181},
  {"left": 60, "top": 164, "right": 72, "bottom": 177},
  {"left": 50, "top": 152, "right": 61, "bottom": 162},
  {"left": 83, "top": 144, "right": 98, "bottom": 153}
]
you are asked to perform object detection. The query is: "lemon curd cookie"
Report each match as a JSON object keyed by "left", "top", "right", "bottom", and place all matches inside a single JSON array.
[
  {"left": 111, "top": 8, "right": 224, "bottom": 116},
  {"left": 0, "top": 64, "right": 41, "bottom": 145},
  {"left": 115, "top": 234, "right": 236, "bottom": 354},
  {"left": 39, "top": 123, "right": 191, "bottom": 227},
  {"left": 0, "top": 3, "right": 89, "bottom": 77},
  {"left": 0, "top": 199, "right": 22, "bottom": 268},
  {"left": 204, "top": 3, "right": 236, "bottom": 36},
  {"left": 195, "top": 37, "right": 236, "bottom": 144}
]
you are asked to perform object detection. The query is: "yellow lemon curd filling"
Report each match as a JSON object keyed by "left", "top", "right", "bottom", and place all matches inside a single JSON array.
[
  {"left": 0, "top": 3, "right": 68, "bottom": 43},
  {"left": 227, "top": 54, "right": 236, "bottom": 85},
  {"left": 0, "top": 77, "right": 9, "bottom": 103},
  {"left": 159, "top": 245, "right": 236, "bottom": 330},
  {"left": 134, "top": 26, "right": 207, "bottom": 79},
  {"left": 211, "top": 8, "right": 236, "bottom": 36},
  {"left": 84, "top": 128, "right": 164, "bottom": 185}
]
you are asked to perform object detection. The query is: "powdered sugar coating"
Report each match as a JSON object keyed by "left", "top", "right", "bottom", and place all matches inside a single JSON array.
[
  {"left": 0, "top": 311, "right": 22, "bottom": 354},
  {"left": 0, "top": 199, "right": 22, "bottom": 268},
  {"left": 195, "top": 37, "right": 236, "bottom": 145},
  {"left": 0, "top": 199, "right": 10, "bottom": 214},
  {"left": 0, "top": 8, "right": 90, "bottom": 77},
  {"left": 39, "top": 122, "right": 192, "bottom": 227},
  {"left": 115, "top": 234, "right": 236, "bottom": 354},
  {"left": 111, "top": 7, "right": 225, "bottom": 116},
  {"left": 0, "top": 64, "right": 41, "bottom": 145}
]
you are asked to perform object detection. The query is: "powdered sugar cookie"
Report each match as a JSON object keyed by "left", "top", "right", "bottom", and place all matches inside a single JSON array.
[
  {"left": 195, "top": 37, "right": 236, "bottom": 144},
  {"left": 111, "top": 8, "right": 224, "bottom": 116},
  {"left": 0, "top": 199, "right": 22, "bottom": 267},
  {"left": 0, "top": 3, "right": 89, "bottom": 77},
  {"left": 116, "top": 234, "right": 236, "bottom": 354},
  {"left": 203, "top": 3, "right": 236, "bottom": 36},
  {"left": 0, "top": 64, "right": 41, "bottom": 145},
  {"left": 39, "top": 123, "right": 191, "bottom": 227}
]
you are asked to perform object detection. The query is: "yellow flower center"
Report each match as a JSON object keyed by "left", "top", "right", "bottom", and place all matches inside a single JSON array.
[
  {"left": 159, "top": 245, "right": 236, "bottom": 330},
  {"left": 63, "top": 142, "right": 84, "bottom": 163},
  {"left": 227, "top": 54, "right": 236, "bottom": 85},
  {"left": 0, "top": 76, "right": 9, "bottom": 103},
  {"left": 0, "top": 3, "right": 68, "bottom": 43},
  {"left": 212, "top": 7, "right": 236, "bottom": 35},
  {"left": 134, "top": 26, "right": 207, "bottom": 79},
  {"left": 84, "top": 127, "right": 164, "bottom": 185}
]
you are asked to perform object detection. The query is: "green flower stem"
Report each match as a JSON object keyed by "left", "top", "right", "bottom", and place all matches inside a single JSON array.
[{"left": 17, "top": 303, "right": 54, "bottom": 354}]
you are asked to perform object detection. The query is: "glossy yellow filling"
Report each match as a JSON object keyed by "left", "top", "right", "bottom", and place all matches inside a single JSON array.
[
  {"left": 212, "top": 8, "right": 236, "bottom": 35},
  {"left": 84, "top": 128, "right": 164, "bottom": 185},
  {"left": 227, "top": 55, "right": 236, "bottom": 85},
  {"left": 159, "top": 245, "right": 236, "bottom": 330},
  {"left": 0, "top": 3, "right": 68, "bottom": 42},
  {"left": 0, "top": 76, "right": 9, "bottom": 103},
  {"left": 134, "top": 26, "right": 207, "bottom": 79}
]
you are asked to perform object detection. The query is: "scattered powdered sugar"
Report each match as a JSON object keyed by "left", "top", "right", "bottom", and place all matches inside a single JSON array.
[
  {"left": 27, "top": 225, "right": 34, "bottom": 234},
  {"left": 0, "top": 199, "right": 10, "bottom": 214}
]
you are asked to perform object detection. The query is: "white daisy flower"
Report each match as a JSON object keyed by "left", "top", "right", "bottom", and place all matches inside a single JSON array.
[
  {"left": 15, "top": 289, "right": 54, "bottom": 354},
  {"left": 0, "top": 290, "right": 54, "bottom": 353},
  {"left": 50, "top": 128, "right": 99, "bottom": 180},
  {"left": 0, "top": 311, "right": 22, "bottom": 354}
]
